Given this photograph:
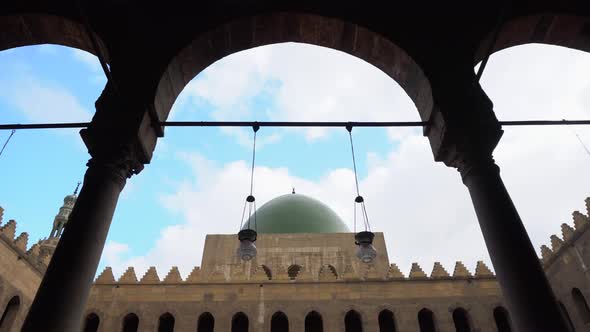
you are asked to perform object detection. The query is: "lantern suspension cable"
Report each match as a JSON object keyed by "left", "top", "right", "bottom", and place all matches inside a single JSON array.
[
  {"left": 346, "top": 125, "right": 371, "bottom": 233},
  {"left": 237, "top": 124, "right": 260, "bottom": 261},
  {"left": 0, "top": 129, "right": 15, "bottom": 158},
  {"left": 346, "top": 125, "right": 377, "bottom": 264}
]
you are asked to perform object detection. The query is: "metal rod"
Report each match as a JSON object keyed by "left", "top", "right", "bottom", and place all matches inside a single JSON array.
[{"left": 2, "top": 119, "right": 590, "bottom": 131}]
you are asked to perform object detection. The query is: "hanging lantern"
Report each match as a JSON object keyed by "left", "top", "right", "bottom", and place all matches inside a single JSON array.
[
  {"left": 237, "top": 228, "right": 257, "bottom": 261},
  {"left": 346, "top": 125, "right": 378, "bottom": 263},
  {"left": 237, "top": 125, "right": 260, "bottom": 261},
  {"left": 355, "top": 230, "right": 377, "bottom": 263}
]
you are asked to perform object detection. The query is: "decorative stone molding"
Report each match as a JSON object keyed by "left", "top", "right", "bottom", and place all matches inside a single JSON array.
[
  {"left": 95, "top": 267, "right": 116, "bottom": 284},
  {"left": 140, "top": 267, "right": 160, "bottom": 284},
  {"left": 475, "top": 261, "right": 494, "bottom": 278},
  {"left": 118, "top": 267, "right": 138, "bottom": 283},
  {"left": 409, "top": 263, "right": 427, "bottom": 279},
  {"left": 452, "top": 262, "right": 472, "bottom": 278},
  {"left": 163, "top": 266, "right": 183, "bottom": 284}
]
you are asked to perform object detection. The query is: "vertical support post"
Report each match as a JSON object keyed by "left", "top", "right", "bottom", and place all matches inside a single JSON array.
[
  {"left": 460, "top": 155, "right": 567, "bottom": 332},
  {"left": 21, "top": 149, "right": 142, "bottom": 331}
]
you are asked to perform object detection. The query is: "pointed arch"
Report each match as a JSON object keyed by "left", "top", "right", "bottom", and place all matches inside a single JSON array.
[
  {"left": 572, "top": 288, "right": 590, "bottom": 324},
  {"left": 344, "top": 310, "right": 363, "bottom": 332},
  {"left": 232, "top": 312, "right": 249, "bottom": 332},
  {"left": 197, "top": 312, "right": 214, "bottom": 332},
  {"left": 158, "top": 312, "right": 175, "bottom": 332},
  {"left": 83, "top": 313, "right": 99, "bottom": 332},
  {"left": 122, "top": 313, "right": 139, "bottom": 332},
  {"left": 452, "top": 308, "right": 471, "bottom": 332},
  {"left": 378, "top": 309, "right": 396, "bottom": 332},
  {"left": 558, "top": 301, "right": 575, "bottom": 332},
  {"left": 262, "top": 265, "right": 273, "bottom": 280},
  {"left": 493, "top": 306, "right": 512, "bottom": 332},
  {"left": 305, "top": 311, "right": 323, "bottom": 332},
  {"left": 287, "top": 265, "right": 301, "bottom": 280},
  {"left": 0, "top": 296, "right": 20, "bottom": 332},
  {"left": 418, "top": 308, "right": 436, "bottom": 332},
  {"left": 271, "top": 311, "right": 289, "bottom": 332}
]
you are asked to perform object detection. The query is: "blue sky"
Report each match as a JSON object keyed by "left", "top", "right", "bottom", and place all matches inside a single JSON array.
[{"left": 1, "top": 42, "right": 590, "bottom": 279}]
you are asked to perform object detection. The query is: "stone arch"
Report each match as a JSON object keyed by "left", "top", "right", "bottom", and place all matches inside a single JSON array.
[
  {"left": 417, "top": 308, "right": 436, "bottom": 332},
  {"left": 557, "top": 301, "right": 575, "bottom": 332},
  {"left": 319, "top": 264, "right": 338, "bottom": 280},
  {"left": 262, "top": 265, "right": 273, "bottom": 280},
  {"left": 378, "top": 309, "right": 396, "bottom": 332},
  {"left": 287, "top": 264, "right": 301, "bottom": 280},
  {"left": 158, "top": 312, "right": 175, "bottom": 332},
  {"left": 232, "top": 312, "right": 249, "bottom": 332},
  {"left": 197, "top": 312, "right": 214, "bottom": 332},
  {"left": 493, "top": 306, "right": 512, "bottom": 332},
  {"left": 344, "top": 310, "right": 363, "bottom": 332},
  {"left": 572, "top": 287, "right": 590, "bottom": 324},
  {"left": 0, "top": 295, "right": 20, "bottom": 332},
  {"left": 0, "top": 14, "right": 108, "bottom": 57},
  {"left": 305, "top": 310, "right": 323, "bottom": 332},
  {"left": 154, "top": 12, "right": 433, "bottom": 123},
  {"left": 475, "top": 14, "right": 590, "bottom": 64},
  {"left": 271, "top": 311, "right": 289, "bottom": 332},
  {"left": 83, "top": 312, "right": 100, "bottom": 332},
  {"left": 452, "top": 307, "right": 472, "bottom": 332},
  {"left": 122, "top": 312, "right": 140, "bottom": 332}
]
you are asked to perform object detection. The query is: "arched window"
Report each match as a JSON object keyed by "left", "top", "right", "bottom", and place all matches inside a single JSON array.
[
  {"left": 0, "top": 296, "right": 20, "bottom": 332},
  {"left": 378, "top": 309, "right": 396, "bottom": 332},
  {"left": 197, "top": 312, "right": 214, "bottom": 332},
  {"left": 232, "top": 312, "right": 249, "bottom": 332},
  {"left": 271, "top": 311, "right": 289, "bottom": 332},
  {"left": 558, "top": 301, "right": 575, "bottom": 332},
  {"left": 572, "top": 288, "right": 590, "bottom": 324},
  {"left": 287, "top": 265, "right": 301, "bottom": 280},
  {"left": 452, "top": 308, "right": 471, "bottom": 332},
  {"left": 122, "top": 313, "right": 139, "bottom": 332},
  {"left": 83, "top": 313, "right": 99, "bottom": 332},
  {"left": 158, "top": 312, "right": 175, "bottom": 332},
  {"left": 305, "top": 311, "right": 323, "bottom": 332},
  {"left": 493, "top": 306, "right": 512, "bottom": 332},
  {"left": 262, "top": 265, "right": 273, "bottom": 280},
  {"left": 344, "top": 310, "right": 363, "bottom": 332},
  {"left": 418, "top": 308, "right": 436, "bottom": 332}
]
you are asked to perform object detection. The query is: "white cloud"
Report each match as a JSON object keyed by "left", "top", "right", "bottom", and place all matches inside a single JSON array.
[
  {"left": 0, "top": 75, "right": 91, "bottom": 123},
  {"left": 173, "top": 43, "right": 419, "bottom": 142},
  {"left": 71, "top": 49, "right": 102, "bottom": 72},
  {"left": 102, "top": 43, "right": 590, "bottom": 281}
]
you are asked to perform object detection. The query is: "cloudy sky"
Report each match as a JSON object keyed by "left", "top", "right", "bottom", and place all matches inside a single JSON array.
[{"left": 0, "top": 42, "right": 589, "bottom": 280}]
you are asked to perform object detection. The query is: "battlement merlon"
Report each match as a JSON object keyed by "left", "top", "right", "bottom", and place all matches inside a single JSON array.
[{"left": 540, "top": 197, "right": 590, "bottom": 267}]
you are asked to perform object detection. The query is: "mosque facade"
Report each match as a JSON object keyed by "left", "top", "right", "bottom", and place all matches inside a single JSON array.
[{"left": 0, "top": 193, "right": 589, "bottom": 331}]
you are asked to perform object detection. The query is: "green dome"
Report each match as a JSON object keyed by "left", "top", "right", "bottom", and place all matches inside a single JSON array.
[{"left": 243, "top": 193, "right": 349, "bottom": 233}]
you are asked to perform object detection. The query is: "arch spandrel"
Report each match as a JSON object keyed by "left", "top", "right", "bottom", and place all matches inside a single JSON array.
[
  {"left": 0, "top": 14, "right": 109, "bottom": 58},
  {"left": 475, "top": 14, "right": 590, "bottom": 64},
  {"left": 154, "top": 12, "right": 433, "bottom": 124}
]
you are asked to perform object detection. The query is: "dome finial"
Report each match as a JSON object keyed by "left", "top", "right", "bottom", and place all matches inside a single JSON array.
[
  {"left": 292, "top": 187, "right": 295, "bottom": 194},
  {"left": 73, "top": 181, "right": 81, "bottom": 195}
]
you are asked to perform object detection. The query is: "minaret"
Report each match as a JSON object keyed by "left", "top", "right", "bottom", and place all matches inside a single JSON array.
[{"left": 39, "top": 183, "right": 80, "bottom": 258}]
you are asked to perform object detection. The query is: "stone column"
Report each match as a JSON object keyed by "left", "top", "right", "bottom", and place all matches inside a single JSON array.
[
  {"left": 21, "top": 82, "right": 157, "bottom": 331},
  {"left": 21, "top": 144, "right": 143, "bottom": 331},
  {"left": 457, "top": 154, "right": 567, "bottom": 331},
  {"left": 424, "top": 80, "right": 567, "bottom": 332}
]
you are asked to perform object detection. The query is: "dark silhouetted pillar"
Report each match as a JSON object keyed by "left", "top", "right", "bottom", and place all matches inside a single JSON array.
[
  {"left": 21, "top": 146, "right": 143, "bottom": 331},
  {"left": 21, "top": 82, "right": 153, "bottom": 332},
  {"left": 459, "top": 155, "right": 567, "bottom": 332}
]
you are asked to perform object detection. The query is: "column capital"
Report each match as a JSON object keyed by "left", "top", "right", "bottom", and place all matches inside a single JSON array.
[
  {"left": 79, "top": 81, "right": 160, "bottom": 186},
  {"left": 425, "top": 82, "right": 503, "bottom": 173}
]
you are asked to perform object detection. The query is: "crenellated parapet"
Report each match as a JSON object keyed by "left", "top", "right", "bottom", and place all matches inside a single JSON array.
[
  {"left": 0, "top": 208, "right": 51, "bottom": 274},
  {"left": 94, "top": 259, "right": 497, "bottom": 286},
  {"left": 539, "top": 197, "right": 590, "bottom": 267}
]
